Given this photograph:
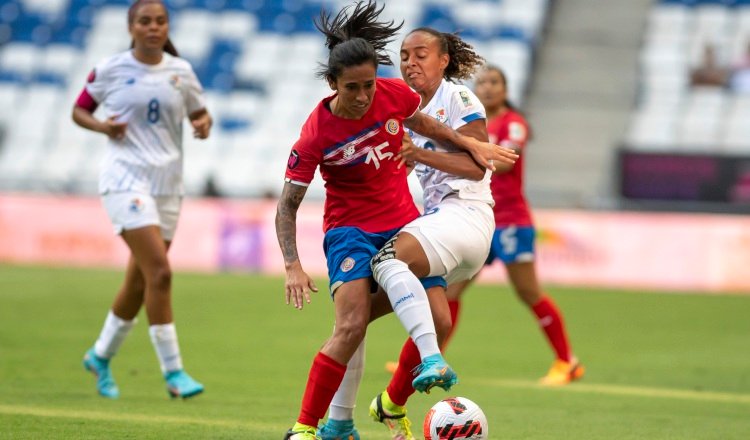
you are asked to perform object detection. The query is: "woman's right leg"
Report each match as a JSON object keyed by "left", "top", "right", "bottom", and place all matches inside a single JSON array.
[
  {"left": 293, "top": 278, "right": 371, "bottom": 433},
  {"left": 84, "top": 254, "right": 145, "bottom": 399}
]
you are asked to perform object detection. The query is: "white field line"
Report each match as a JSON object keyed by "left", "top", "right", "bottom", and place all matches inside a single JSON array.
[
  {"left": 1, "top": 380, "right": 749, "bottom": 427},
  {"left": 472, "top": 378, "right": 750, "bottom": 405}
]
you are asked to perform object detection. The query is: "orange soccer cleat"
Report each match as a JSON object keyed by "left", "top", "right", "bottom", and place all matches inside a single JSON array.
[{"left": 539, "top": 356, "right": 585, "bottom": 386}]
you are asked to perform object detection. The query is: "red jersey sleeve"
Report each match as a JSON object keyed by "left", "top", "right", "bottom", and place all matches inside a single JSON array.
[
  {"left": 378, "top": 78, "right": 421, "bottom": 119},
  {"left": 494, "top": 111, "right": 529, "bottom": 151},
  {"left": 284, "top": 123, "right": 322, "bottom": 186}
]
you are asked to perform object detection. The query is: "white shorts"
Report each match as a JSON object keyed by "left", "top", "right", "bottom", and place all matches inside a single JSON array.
[
  {"left": 101, "top": 192, "right": 182, "bottom": 241},
  {"left": 400, "top": 197, "right": 494, "bottom": 284}
]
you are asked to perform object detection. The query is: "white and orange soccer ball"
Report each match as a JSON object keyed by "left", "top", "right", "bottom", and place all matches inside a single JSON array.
[{"left": 423, "top": 396, "right": 488, "bottom": 440}]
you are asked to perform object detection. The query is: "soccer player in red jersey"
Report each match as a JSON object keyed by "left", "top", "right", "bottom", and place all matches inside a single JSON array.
[
  {"left": 445, "top": 65, "right": 585, "bottom": 386},
  {"left": 275, "top": 3, "right": 517, "bottom": 439}
]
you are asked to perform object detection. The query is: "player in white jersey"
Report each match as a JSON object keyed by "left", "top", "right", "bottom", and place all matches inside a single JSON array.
[
  {"left": 71, "top": 0, "right": 211, "bottom": 400},
  {"left": 318, "top": 28, "right": 495, "bottom": 440}
]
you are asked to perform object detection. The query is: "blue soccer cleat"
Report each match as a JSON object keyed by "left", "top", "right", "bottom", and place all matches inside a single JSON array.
[
  {"left": 318, "top": 418, "right": 360, "bottom": 440},
  {"left": 411, "top": 354, "right": 458, "bottom": 393},
  {"left": 83, "top": 347, "right": 120, "bottom": 399},
  {"left": 164, "top": 369, "right": 204, "bottom": 399}
]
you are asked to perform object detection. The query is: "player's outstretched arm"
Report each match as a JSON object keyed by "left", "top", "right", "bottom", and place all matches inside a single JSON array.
[
  {"left": 276, "top": 181, "right": 318, "bottom": 310},
  {"left": 403, "top": 111, "right": 517, "bottom": 170}
]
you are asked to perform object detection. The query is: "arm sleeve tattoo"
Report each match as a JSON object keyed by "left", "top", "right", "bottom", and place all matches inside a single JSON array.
[{"left": 275, "top": 182, "right": 308, "bottom": 266}]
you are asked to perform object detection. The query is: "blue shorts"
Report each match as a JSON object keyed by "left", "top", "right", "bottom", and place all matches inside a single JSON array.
[
  {"left": 324, "top": 226, "right": 446, "bottom": 296},
  {"left": 486, "top": 225, "right": 536, "bottom": 265}
]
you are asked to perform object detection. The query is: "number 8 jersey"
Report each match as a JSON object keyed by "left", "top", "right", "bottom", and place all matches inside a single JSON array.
[{"left": 77, "top": 50, "right": 206, "bottom": 196}]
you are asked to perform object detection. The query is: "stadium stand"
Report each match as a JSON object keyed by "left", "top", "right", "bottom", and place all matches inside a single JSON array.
[
  {"left": 627, "top": 0, "right": 750, "bottom": 153},
  {"left": 0, "top": 0, "right": 549, "bottom": 199},
  {"left": 617, "top": 0, "right": 750, "bottom": 210}
]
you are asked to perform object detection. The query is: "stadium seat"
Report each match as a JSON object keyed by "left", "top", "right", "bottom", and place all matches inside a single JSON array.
[{"left": 0, "top": 0, "right": 550, "bottom": 196}]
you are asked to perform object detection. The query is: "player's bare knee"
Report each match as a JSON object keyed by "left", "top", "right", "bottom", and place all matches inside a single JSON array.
[
  {"left": 332, "top": 320, "right": 367, "bottom": 347},
  {"left": 148, "top": 265, "right": 172, "bottom": 291}
]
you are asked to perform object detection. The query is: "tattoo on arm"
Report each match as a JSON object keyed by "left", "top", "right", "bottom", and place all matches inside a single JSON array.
[{"left": 275, "top": 182, "right": 307, "bottom": 266}]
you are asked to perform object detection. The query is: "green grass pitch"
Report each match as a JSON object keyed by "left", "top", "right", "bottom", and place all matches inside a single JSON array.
[{"left": 1, "top": 264, "right": 749, "bottom": 439}]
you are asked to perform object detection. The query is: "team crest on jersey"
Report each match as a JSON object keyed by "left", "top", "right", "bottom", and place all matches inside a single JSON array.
[
  {"left": 169, "top": 75, "right": 182, "bottom": 89},
  {"left": 129, "top": 198, "right": 145, "bottom": 214},
  {"left": 340, "top": 257, "right": 356, "bottom": 272},
  {"left": 385, "top": 119, "right": 400, "bottom": 135},
  {"left": 287, "top": 150, "right": 300, "bottom": 169},
  {"left": 435, "top": 108, "right": 447, "bottom": 123},
  {"left": 459, "top": 90, "right": 472, "bottom": 107}
]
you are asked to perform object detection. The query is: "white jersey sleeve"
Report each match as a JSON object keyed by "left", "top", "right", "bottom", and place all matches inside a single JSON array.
[
  {"left": 410, "top": 80, "right": 494, "bottom": 211},
  {"left": 179, "top": 61, "right": 205, "bottom": 115},
  {"left": 85, "top": 56, "right": 117, "bottom": 104}
]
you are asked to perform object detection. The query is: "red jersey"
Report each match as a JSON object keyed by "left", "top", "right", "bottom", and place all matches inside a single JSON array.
[
  {"left": 488, "top": 109, "right": 533, "bottom": 227},
  {"left": 285, "top": 78, "right": 421, "bottom": 233}
]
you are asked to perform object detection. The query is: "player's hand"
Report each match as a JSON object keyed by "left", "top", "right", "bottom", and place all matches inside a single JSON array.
[
  {"left": 103, "top": 116, "right": 127, "bottom": 140},
  {"left": 190, "top": 111, "right": 212, "bottom": 139},
  {"left": 395, "top": 132, "right": 420, "bottom": 169},
  {"left": 467, "top": 138, "right": 517, "bottom": 171},
  {"left": 284, "top": 262, "right": 319, "bottom": 310}
]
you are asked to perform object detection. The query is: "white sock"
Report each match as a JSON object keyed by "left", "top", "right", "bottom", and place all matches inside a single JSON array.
[
  {"left": 329, "top": 339, "right": 366, "bottom": 421},
  {"left": 373, "top": 258, "right": 440, "bottom": 358},
  {"left": 93, "top": 310, "right": 136, "bottom": 359},
  {"left": 148, "top": 323, "right": 183, "bottom": 373}
]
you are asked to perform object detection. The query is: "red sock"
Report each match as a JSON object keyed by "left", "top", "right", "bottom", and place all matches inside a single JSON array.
[
  {"left": 386, "top": 338, "right": 421, "bottom": 406},
  {"left": 441, "top": 299, "right": 461, "bottom": 350},
  {"left": 531, "top": 296, "right": 572, "bottom": 362},
  {"left": 297, "top": 352, "right": 347, "bottom": 427}
]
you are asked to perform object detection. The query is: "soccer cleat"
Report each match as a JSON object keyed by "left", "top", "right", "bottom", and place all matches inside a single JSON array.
[
  {"left": 539, "top": 356, "right": 586, "bottom": 386},
  {"left": 411, "top": 354, "right": 457, "bottom": 393},
  {"left": 284, "top": 423, "right": 322, "bottom": 440},
  {"left": 385, "top": 361, "right": 399, "bottom": 374},
  {"left": 164, "top": 369, "right": 204, "bottom": 398},
  {"left": 83, "top": 348, "right": 120, "bottom": 399},
  {"left": 318, "top": 418, "right": 360, "bottom": 440},
  {"left": 369, "top": 391, "right": 415, "bottom": 440}
]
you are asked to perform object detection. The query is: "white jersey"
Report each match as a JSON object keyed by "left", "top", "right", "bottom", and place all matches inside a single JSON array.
[
  {"left": 408, "top": 80, "right": 494, "bottom": 211},
  {"left": 85, "top": 50, "right": 205, "bottom": 195}
]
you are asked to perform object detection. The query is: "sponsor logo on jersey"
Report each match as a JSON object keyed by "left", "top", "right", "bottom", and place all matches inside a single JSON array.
[
  {"left": 340, "top": 257, "right": 356, "bottom": 272},
  {"left": 459, "top": 90, "right": 472, "bottom": 107},
  {"left": 343, "top": 144, "right": 356, "bottom": 160},
  {"left": 129, "top": 198, "right": 144, "bottom": 214},
  {"left": 385, "top": 118, "right": 400, "bottom": 135},
  {"left": 435, "top": 108, "right": 447, "bottom": 123},
  {"left": 87, "top": 69, "right": 96, "bottom": 83},
  {"left": 287, "top": 150, "right": 300, "bottom": 169},
  {"left": 125, "top": 78, "right": 136, "bottom": 85}
]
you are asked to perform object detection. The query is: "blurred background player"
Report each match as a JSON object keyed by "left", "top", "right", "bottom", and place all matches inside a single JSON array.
[
  {"left": 276, "top": 2, "right": 516, "bottom": 439},
  {"left": 444, "top": 65, "right": 584, "bottom": 386},
  {"left": 72, "top": 0, "right": 212, "bottom": 399}
]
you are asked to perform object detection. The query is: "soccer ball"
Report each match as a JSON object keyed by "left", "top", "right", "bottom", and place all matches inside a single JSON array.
[{"left": 424, "top": 396, "right": 488, "bottom": 439}]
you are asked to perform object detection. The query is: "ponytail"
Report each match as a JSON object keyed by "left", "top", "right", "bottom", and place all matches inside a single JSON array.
[{"left": 315, "top": 0, "right": 402, "bottom": 81}]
